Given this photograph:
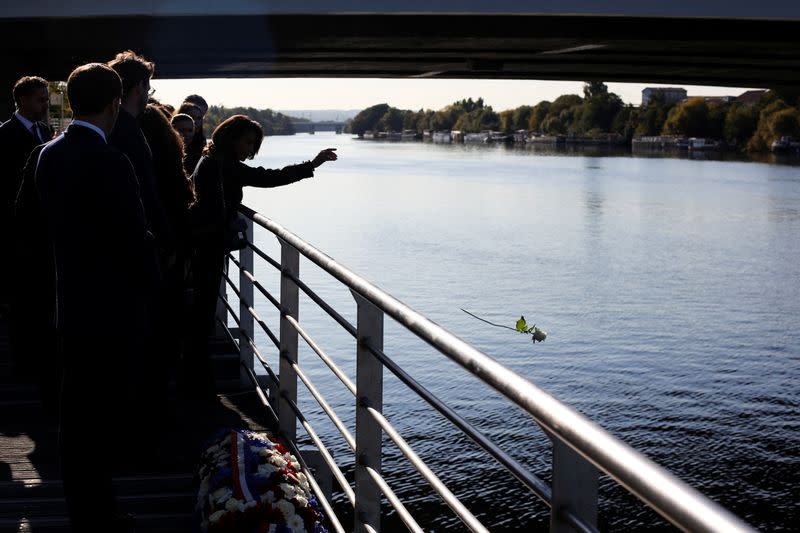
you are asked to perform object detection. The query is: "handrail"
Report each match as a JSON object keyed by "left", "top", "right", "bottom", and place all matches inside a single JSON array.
[
  {"left": 239, "top": 204, "right": 754, "bottom": 533},
  {"left": 236, "top": 247, "right": 553, "bottom": 505},
  {"left": 224, "top": 270, "right": 280, "bottom": 349}
]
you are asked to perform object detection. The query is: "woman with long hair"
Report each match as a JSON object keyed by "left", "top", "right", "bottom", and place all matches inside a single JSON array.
[
  {"left": 139, "top": 104, "right": 197, "bottom": 416},
  {"left": 187, "top": 114, "right": 336, "bottom": 403}
]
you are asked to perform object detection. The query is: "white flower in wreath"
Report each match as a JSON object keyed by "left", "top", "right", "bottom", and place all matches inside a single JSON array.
[
  {"left": 287, "top": 513, "right": 307, "bottom": 532},
  {"left": 280, "top": 483, "right": 298, "bottom": 497},
  {"left": 271, "top": 455, "right": 288, "bottom": 468},
  {"left": 294, "top": 495, "right": 308, "bottom": 508},
  {"left": 297, "top": 472, "right": 310, "bottom": 491},
  {"left": 225, "top": 498, "right": 244, "bottom": 512},
  {"left": 260, "top": 490, "right": 276, "bottom": 504},
  {"left": 276, "top": 499, "right": 295, "bottom": 521},
  {"left": 212, "top": 487, "right": 233, "bottom": 505},
  {"left": 257, "top": 463, "right": 278, "bottom": 476}
]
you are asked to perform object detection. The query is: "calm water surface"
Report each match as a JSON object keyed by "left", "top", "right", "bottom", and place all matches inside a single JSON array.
[{"left": 237, "top": 134, "right": 799, "bottom": 531}]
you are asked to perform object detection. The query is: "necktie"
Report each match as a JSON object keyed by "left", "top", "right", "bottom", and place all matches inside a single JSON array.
[{"left": 31, "top": 122, "right": 43, "bottom": 143}]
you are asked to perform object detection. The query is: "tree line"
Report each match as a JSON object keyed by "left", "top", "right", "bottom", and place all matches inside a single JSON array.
[
  {"left": 203, "top": 105, "right": 297, "bottom": 136},
  {"left": 347, "top": 82, "right": 800, "bottom": 152}
]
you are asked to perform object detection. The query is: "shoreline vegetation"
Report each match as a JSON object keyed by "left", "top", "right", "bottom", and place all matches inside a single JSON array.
[{"left": 346, "top": 82, "right": 800, "bottom": 156}]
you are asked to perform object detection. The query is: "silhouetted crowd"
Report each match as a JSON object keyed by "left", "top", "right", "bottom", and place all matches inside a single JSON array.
[{"left": 0, "top": 51, "right": 337, "bottom": 532}]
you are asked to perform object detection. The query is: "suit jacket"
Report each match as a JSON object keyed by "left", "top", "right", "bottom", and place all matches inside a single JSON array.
[
  {"left": 35, "top": 124, "right": 160, "bottom": 336},
  {"left": 0, "top": 115, "right": 50, "bottom": 301},
  {"left": 109, "top": 108, "right": 175, "bottom": 254},
  {"left": 12, "top": 144, "right": 55, "bottom": 324}
]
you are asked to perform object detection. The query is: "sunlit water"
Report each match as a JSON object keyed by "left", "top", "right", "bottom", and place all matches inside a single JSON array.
[{"left": 235, "top": 133, "right": 799, "bottom": 531}]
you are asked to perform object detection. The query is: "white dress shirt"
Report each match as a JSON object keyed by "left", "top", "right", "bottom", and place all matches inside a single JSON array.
[
  {"left": 71, "top": 120, "right": 107, "bottom": 143},
  {"left": 14, "top": 111, "right": 43, "bottom": 142}
]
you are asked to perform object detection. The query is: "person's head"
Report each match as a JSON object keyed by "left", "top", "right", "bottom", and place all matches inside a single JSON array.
[
  {"left": 170, "top": 113, "right": 195, "bottom": 147},
  {"left": 66, "top": 63, "right": 123, "bottom": 135},
  {"left": 13, "top": 76, "right": 49, "bottom": 121},
  {"left": 205, "top": 114, "right": 263, "bottom": 161},
  {"left": 107, "top": 50, "right": 154, "bottom": 117},
  {"left": 140, "top": 104, "right": 196, "bottom": 209},
  {"left": 183, "top": 94, "right": 208, "bottom": 116},
  {"left": 177, "top": 101, "right": 203, "bottom": 138}
]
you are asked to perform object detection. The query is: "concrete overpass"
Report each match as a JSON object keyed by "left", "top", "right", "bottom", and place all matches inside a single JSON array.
[{"left": 1, "top": 1, "right": 799, "bottom": 113}]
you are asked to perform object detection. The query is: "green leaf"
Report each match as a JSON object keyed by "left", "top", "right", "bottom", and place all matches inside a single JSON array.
[{"left": 515, "top": 316, "right": 527, "bottom": 333}]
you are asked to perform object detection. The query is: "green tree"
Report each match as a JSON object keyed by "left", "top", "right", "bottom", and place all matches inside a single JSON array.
[
  {"left": 541, "top": 115, "right": 565, "bottom": 134},
  {"left": 705, "top": 102, "right": 729, "bottom": 140},
  {"left": 499, "top": 110, "right": 513, "bottom": 132},
  {"left": 204, "top": 105, "right": 296, "bottom": 136},
  {"left": 747, "top": 99, "right": 790, "bottom": 151},
  {"left": 348, "top": 103, "right": 391, "bottom": 135},
  {"left": 611, "top": 105, "right": 639, "bottom": 141},
  {"left": 662, "top": 98, "right": 710, "bottom": 137},
  {"left": 723, "top": 104, "right": 759, "bottom": 148},
  {"left": 633, "top": 92, "right": 675, "bottom": 136},
  {"left": 380, "top": 107, "right": 404, "bottom": 132},
  {"left": 548, "top": 94, "right": 583, "bottom": 118},
  {"left": 528, "top": 101, "right": 551, "bottom": 131},
  {"left": 578, "top": 81, "right": 624, "bottom": 133},
  {"left": 510, "top": 105, "right": 533, "bottom": 131}
]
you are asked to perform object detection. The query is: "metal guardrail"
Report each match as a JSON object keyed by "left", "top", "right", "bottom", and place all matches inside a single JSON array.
[{"left": 216, "top": 204, "right": 755, "bottom": 533}]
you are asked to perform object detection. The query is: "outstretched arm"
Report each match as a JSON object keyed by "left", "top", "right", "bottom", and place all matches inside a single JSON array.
[{"left": 238, "top": 148, "right": 338, "bottom": 188}]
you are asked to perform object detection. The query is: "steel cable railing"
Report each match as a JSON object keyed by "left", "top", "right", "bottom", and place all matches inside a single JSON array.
[{"left": 229, "top": 205, "right": 755, "bottom": 533}]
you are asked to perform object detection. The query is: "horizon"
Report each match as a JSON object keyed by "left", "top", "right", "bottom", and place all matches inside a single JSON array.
[{"left": 151, "top": 78, "right": 761, "bottom": 115}]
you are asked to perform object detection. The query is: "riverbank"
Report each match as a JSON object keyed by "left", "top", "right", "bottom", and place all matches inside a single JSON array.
[{"left": 351, "top": 132, "right": 800, "bottom": 165}]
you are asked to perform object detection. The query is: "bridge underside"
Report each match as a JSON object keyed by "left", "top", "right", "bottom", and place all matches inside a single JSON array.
[{"left": 1, "top": 14, "right": 798, "bottom": 88}]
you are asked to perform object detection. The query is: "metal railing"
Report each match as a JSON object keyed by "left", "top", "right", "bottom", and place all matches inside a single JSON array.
[{"left": 215, "top": 204, "right": 755, "bottom": 533}]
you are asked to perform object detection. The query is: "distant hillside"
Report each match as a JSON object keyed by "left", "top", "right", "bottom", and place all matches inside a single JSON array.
[{"left": 279, "top": 109, "right": 360, "bottom": 122}]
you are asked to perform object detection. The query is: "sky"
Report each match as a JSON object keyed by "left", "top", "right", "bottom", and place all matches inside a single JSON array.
[{"left": 151, "top": 78, "right": 761, "bottom": 113}]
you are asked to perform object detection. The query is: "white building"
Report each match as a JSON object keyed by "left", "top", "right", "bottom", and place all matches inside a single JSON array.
[{"left": 641, "top": 87, "right": 688, "bottom": 106}]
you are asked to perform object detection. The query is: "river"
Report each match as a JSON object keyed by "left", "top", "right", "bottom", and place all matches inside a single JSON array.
[{"left": 237, "top": 132, "right": 799, "bottom": 531}]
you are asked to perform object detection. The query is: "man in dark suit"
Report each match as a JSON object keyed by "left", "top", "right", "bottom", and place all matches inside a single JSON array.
[
  {"left": 108, "top": 50, "right": 174, "bottom": 260},
  {"left": 108, "top": 51, "right": 177, "bottom": 437},
  {"left": 35, "top": 62, "right": 159, "bottom": 532},
  {"left": 0, "top": 76, "right": 50, "bottom": 326}
]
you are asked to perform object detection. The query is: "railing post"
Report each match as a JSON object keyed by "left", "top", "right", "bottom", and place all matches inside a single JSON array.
[
  {"left": 216, "top": 275, "right": 228, "bottom": 333},
  {"left": 550, "top": 437, "right": 599, "bottom": 532},
  {"left": 351, "top": 290, "right": 383, "bottom": 533},
  {"left": 238, "top": 216, "right": 254, "bottom": 388},
  {"left": 278, "top": 238, "right": 299, "bottom": 443}
]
